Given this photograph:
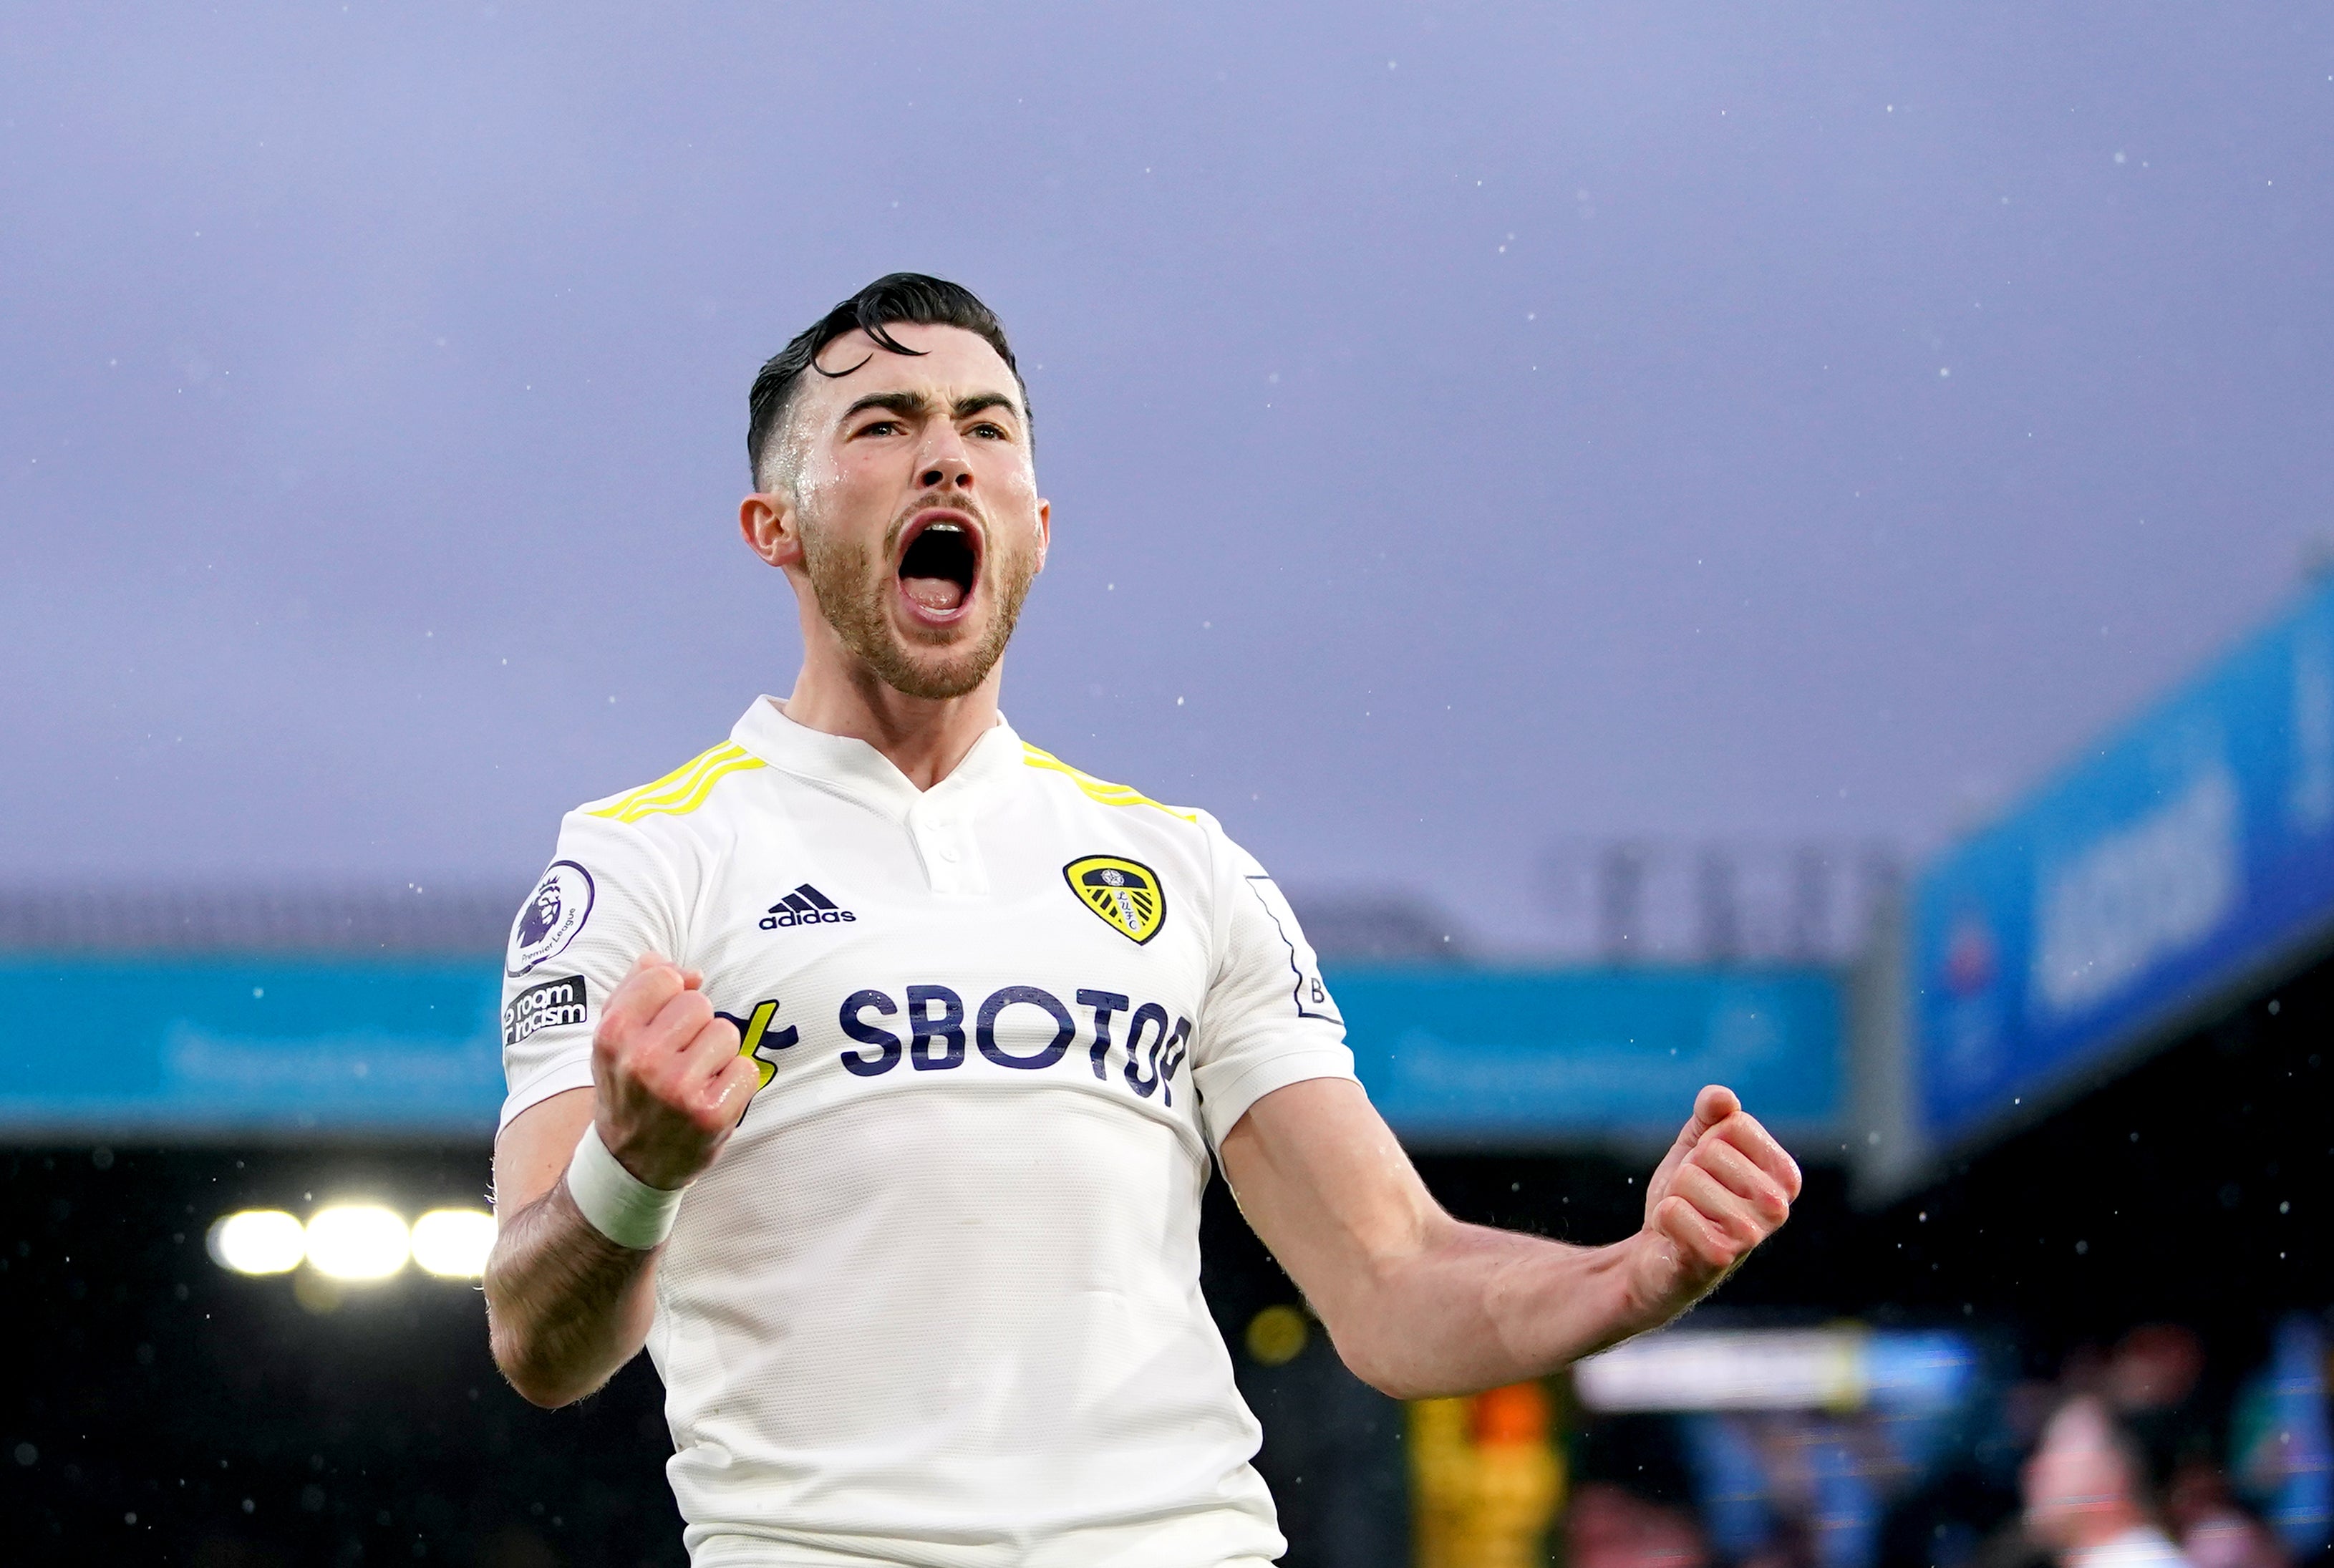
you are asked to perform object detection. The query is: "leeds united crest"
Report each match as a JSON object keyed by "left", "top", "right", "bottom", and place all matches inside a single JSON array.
[{"left": 1064, "top": 855, "right": 1166, "bottom": 945}]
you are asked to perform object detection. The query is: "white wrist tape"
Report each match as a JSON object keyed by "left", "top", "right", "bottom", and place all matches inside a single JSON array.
[{"left": 565, "top": 1122, "right": 684, "bottom": 1249}]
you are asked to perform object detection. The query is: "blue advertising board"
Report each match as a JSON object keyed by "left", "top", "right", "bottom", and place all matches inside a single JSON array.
[
  {"left": 1912, "top": 579, "right": 2334, "bottom": 1151},
  {"left": 0, "top": 957, "right": 508, "bottom": 1136},
  {"left": 0, "top": 956, "right": 1842, "bottom": 1144},
  {"left": 1338, "top": 967, "right": 1843, "bottom": 1146}
]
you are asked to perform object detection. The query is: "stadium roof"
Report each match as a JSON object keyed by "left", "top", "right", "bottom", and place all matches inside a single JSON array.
[
  {"left": 0, "top": 884, "right": 1468, "bottom": 962},
  {"left": 0, "top": 885, "right": 520, "bottom": 954}
]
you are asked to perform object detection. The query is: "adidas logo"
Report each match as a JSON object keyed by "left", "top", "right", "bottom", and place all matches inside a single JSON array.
[{"left": 759, "top": 883, "right": 857, "bottom": 930}]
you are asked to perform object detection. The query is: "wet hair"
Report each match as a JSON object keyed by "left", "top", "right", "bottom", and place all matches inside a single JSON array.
[{"left": 746, "top": 273, "right": 1029, "bottom": 489}]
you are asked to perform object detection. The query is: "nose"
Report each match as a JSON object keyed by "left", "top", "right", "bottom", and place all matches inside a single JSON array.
[{"left": 916, "top": 427, "right": 976, "bottom": 492}]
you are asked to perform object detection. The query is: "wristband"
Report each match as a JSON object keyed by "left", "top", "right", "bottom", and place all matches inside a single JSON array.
[{"left": 565, "top": 1122, "right": 684, "bottom": 1249}]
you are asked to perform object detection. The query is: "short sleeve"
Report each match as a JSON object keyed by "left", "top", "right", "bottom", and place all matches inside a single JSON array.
[
  {"left": 1187, "top": 820, "right": 1359, "bottom": 1148},
  {"left": 497, "top": 810, "right": 686, "bottom": 1131}
]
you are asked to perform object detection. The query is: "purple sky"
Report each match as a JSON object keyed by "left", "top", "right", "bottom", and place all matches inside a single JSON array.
[{"left": 5, "top": 6, "right": 2332, "bottom": 950}]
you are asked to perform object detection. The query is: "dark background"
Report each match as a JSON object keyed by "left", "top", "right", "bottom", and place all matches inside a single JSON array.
[{"left": 9, "top": 944, "right": 2323, "bottom": 1566}]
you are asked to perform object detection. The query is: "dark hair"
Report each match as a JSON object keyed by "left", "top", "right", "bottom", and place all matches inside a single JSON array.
[{"left": 747, "top": 273, "right": 1028, "bottom": 487}]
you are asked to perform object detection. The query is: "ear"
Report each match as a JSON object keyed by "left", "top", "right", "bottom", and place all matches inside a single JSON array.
[
  {"left": 740, "top": 489, "right": 805, "bottom": 569},
  {"left": 1034, "top": 496, "right": 1052, "bottom": 572}
]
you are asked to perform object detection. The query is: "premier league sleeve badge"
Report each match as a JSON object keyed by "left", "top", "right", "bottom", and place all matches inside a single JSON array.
[{"left": 508, "top": 860, "right": 596, "bottom": 976}]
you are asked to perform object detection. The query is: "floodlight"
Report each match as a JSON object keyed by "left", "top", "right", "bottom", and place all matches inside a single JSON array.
[
  {"left": 303, "top": 1204, "right": 410, "bottom": 1281},
  {"left": 410, "top": 1209, "right": 496, "bottom": 1279},
  {"left": 207, "top": 1210, "right": 306, "bottom": 1275}
]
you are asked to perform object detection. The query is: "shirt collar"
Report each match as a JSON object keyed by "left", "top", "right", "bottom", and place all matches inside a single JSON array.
[{"left": 730, "top": 696, "right": 1022, "bottom": 819}]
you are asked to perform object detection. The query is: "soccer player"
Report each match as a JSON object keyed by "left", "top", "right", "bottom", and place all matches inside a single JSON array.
[{"left": 483, "top": 274, "right": 1801, "bottom": 1567}]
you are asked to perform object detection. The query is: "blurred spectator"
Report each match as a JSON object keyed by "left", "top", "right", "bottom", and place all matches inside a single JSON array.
[
  {"left": 2108, "top": 1327, "right": 2207, "bottom": 1416},
  {"left": 1571, "top": 1481, "right": 1713, "bottom": 1568},
  {"left": 2106, "top": 1325, "right": 2214, "bottom": 1496},
  {"left": 1567, "top": 1318, "right": 2332, "bottom": 1568},
  {"left": 2023, "top": 1397, "right": 2189, "bottom": 1568},
  {"left": 2168, "top": 1460, "right": 2287, "bottom": 1568},
  {"left": 2179, "top": 1511, "right": 2286, "bottom": 1568}
]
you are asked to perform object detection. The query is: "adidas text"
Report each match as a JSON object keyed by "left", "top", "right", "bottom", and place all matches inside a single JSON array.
[
  {"left": 762, "top": 907, "right": 856, "bottom": 929},
  {"left": 761, "top": 882, "right": 856, "bottom": 931}
]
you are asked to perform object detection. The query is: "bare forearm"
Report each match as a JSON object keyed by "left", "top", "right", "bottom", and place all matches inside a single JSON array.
[
  {"left": 483, "top": 1176, "right": 659, "bottom": 1408},
  {"left": 1222, "top": 1078, "right": 1794, "bottom": 1402},
  {"left": 1323, "top": 1218, "right": 1660, "bottom": 1400}
]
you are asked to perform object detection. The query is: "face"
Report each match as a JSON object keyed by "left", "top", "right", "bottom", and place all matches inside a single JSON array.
[
  {"left": 2022, "top": 1433, "right": 2134, "bottom": 1549},
  {"left": 743, "top": 324, "right": 1048, "bottom": 701}
]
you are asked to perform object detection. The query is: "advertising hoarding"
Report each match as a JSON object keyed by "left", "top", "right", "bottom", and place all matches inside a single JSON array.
[
  {"left": 1340, "top": 966, "right": 1842, "bottom": 1147},
  {"left": 1911, "top": 579, "right": 2334, "bottom": 1153},
  {"left": 0, "top": 957, "right": 1842, "bottom": 1143}
]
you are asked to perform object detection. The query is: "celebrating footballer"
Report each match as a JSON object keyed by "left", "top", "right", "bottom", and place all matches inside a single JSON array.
[{"left": 482, "top": 274, "right": 1802, "bottom": 1567}]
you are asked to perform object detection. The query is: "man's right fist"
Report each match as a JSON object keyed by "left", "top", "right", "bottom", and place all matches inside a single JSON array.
[{"left": 590, "top": 953, "right": 759, "bottom": 1191}]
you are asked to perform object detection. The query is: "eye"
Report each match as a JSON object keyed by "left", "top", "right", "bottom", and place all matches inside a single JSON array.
[
  {"left": 854, "top": 418, "right": 904, "bottom": 439},
  {"left": 969, "top": 421, "right": 1009, "bottom": 440}
]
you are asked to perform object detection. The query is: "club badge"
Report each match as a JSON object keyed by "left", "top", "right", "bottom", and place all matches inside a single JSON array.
[{"left": 1065, "top": 855, "right": 1167, "bottom": 945}]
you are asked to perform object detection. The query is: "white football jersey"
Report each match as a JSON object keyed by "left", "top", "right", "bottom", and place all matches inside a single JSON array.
[{"left": 500, "top": 697, "right": 1357, "bottom": 1568}]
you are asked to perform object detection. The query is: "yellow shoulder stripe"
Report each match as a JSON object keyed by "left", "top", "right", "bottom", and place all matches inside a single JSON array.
[
  {"left": 1021, "top": 744, "right": 1197, "bottom": 822},
  {"left": 588, "top": 742, "right": 766, "bottom": 824}
]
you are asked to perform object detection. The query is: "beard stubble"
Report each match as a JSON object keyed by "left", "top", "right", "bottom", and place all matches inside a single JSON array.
[{"left": 799, "top": 501, "right": 1037, "bottom": 701}]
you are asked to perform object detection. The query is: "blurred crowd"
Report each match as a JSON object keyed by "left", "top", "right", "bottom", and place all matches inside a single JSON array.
[{"left": 1564, "top": 1317, "right": 2333, "bottom": 1568}]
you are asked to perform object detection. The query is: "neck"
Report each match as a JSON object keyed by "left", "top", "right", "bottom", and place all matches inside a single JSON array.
[{"left": 780, "top": 654, "right": 1002, "bottom": 792}]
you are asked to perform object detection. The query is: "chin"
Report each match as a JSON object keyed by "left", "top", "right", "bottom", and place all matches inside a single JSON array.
[
  {"left": 882, "top": 663, "right": 994, "bottom": 702},
  {"left": 874, "top": 633, "right": 1002, "bottom": 702}
]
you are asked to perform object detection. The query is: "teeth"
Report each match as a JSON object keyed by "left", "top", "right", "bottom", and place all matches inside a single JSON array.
[{"left": 925, "top": 522, "right": 963, "bottom": 534}]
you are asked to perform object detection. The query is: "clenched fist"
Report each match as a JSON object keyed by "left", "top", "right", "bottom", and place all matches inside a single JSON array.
[
  {"left": 1624, "top": 1085, "right": 1801, "bottom": 1322},
  {"left": 592, "top": 953, "right": 760, "bottom": 1191}
]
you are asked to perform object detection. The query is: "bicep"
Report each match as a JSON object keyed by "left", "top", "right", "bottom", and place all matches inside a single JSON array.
[
  {"left": 492, "top": 1086, "right": 595, "bottom": 1216},
  {"left": 1217, "top": 1076, "right": 1447, "bottom": 1319}
]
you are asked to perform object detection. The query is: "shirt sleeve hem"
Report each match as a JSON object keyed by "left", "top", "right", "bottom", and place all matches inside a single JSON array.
[
  {"left": 498, "top": 1055, "right": 596, "bottom": 1133},
  {"left": 1197, "top": 1043, "right": 1358, "bottom": 1150}
]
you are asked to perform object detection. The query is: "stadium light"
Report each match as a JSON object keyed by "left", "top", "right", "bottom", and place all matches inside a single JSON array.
[
  {"left": 207, "top": 1209, "right": 306, "bottom": 1275},
  {"left": 303, "top": 1204, "right": 410, "bottom": 1281},
  {"left": 410, "top": 1209, "right": 496, "bottom": 1279}
]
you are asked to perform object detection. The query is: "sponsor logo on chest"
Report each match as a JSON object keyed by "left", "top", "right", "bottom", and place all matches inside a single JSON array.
[{"left": 726, "top": 982, "right": 1191, "bottom": 1108}]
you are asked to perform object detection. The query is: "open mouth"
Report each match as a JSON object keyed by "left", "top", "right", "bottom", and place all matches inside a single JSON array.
[{"left": 897, "top": 515, "right": 980, "bottom": 619}]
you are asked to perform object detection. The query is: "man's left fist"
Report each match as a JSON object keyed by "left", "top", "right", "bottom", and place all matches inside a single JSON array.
[{"left": 1627, "top": 1084, "right": 1802, "bottom": 1323}]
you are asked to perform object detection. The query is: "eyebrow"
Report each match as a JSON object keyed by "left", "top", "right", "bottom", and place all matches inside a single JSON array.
[
  {"left": 950, "top": 392, "right": 1019, "bottom": 422},
  {"left": 838, "top": 389, "right": 1023, "bottom": 427}
]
